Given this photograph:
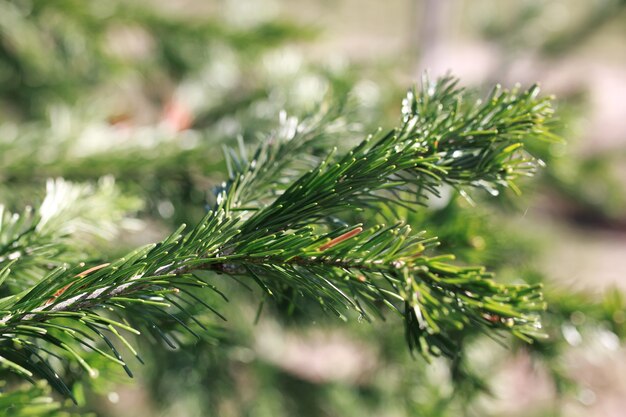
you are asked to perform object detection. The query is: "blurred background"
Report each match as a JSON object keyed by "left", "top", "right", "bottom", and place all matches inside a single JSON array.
[{"left": 1, "top": 0, "right": 626, "bottom": 416}]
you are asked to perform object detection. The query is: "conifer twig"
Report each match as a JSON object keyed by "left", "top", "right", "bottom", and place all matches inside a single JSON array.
[{"left": 0, "top": 76, "right": 556, "bottom": 397}]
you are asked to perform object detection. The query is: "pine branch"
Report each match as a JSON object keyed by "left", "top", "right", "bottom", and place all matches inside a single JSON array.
[
  {"left": 215, "top": 103, "right": 354, "bottom": 210},
  {"left": 212, "top": 223, "right": 545, "bottom": 357},
  {"left": 225, "top": 75, "right": 555, "bottom": 236},
  {"left": 0, "top": 178, "right": 141, "bottom": 292},
  {"left": 0, "top": 76, "right": 556, "bottom": 398}
]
